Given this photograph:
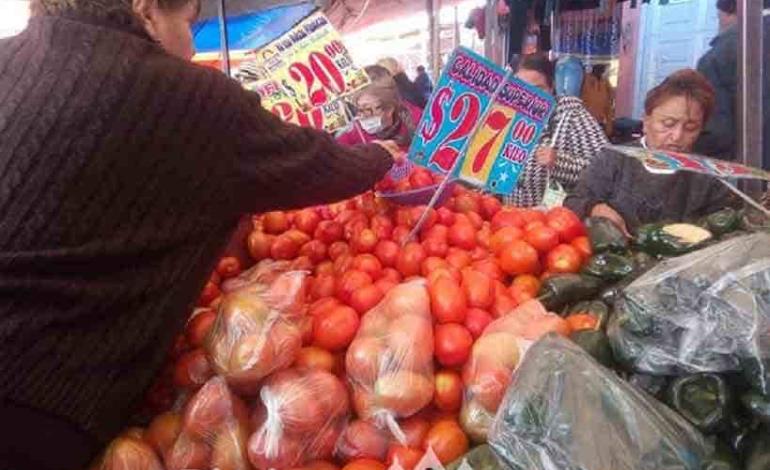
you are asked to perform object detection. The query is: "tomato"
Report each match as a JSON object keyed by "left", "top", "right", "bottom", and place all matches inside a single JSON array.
[
  {"left": 423, "top": 224, "right": 449, "bottom": 242},
  {"left": 173, "top": 348, "right": 213, "bottom": 389},
  {"left": 352, "top": 254, "right": 384, "bottom": 280},
  {"left": 353, "top": 229, "right": 379, "bottom": 254},
  {"left": 294, "top": 346, "right": 336, "bottom": 372},
  {"left": 480, "top": 195, "right": 503, "bottom": 220},
  {"left": 334, "top": 253, "right": 354, "bottom": 277},
  {"left": 433, "top": 370, "right": 463, "bottom": 412},
  {"left": 524, "top": 220, "right": 546, "bottom": 233},
  {"left": 524, "top": 225, "right": 560, "bottom": 254},
  {"left": 373, "top": 240, "right": 399, "bottom": 268},
  {"left": 374, "top": 371, "right": 434, "bottom": 417},
  {"left": 271, "top": 235, "right": 300, "bottom": 260},
  {"left": 436, "top": 207, "right": 456, "bottom": 226},
  {"left": 566, "top": 313, "right": 599, "bottom": 331},
  {"left": 350, "top": 284, "right": 385, "bottom": 314},
  {"left": 374, "top": 278, "right": 397, "bottom": 295},
  {"left": 491, "top": 291, "right": 517, "bottom": 318},
  {"left": 434, "top": 323, "right": 473, "bottom": 367},
  {"left": 216, "top": 256, "right": 242, "bottom": 280},
  {"left": 186, "top": 309, "right": 216, "bottom": 348},
  {"left": 198, "top": 281, "right": 221, "bottom": 307},
  {"left": 301, "top": 240, "right": 329, "bottom": 264},
  {"left": 469, "top": 246, "right": 488, "bottom": 262},
  {"left": 522, "top": 313, "right": 572, "bottom": 338},
  {"left": 370, "top": 215, "right": 394, "bottom": 240},
  {"left": 247, "top": 232, "right": 275, "bottom": 262},
  {"left": 315, "top": 261, "right": 334, "bottom": 276},
  {"left": 422, "top": 237, "right": 449, "bottom": 258},
  {"left": 328, "top": 241, "right": 351, "bottom": 261},
  {"left": 336, "top": 269, "right": 373, "bottom": 303},
  {"left": 336, "top": 419, "right": 391, "bottom": 462},
  {"left": 498, "top": 240, "right": 540, "bottom": 276},
  {"left": 302, "top": 461, "right": 341, "bottom": 470},
  {"left": 313, "top": 305, "right": 360, "bottom": 351},
  {"left": 144, "top": 411, "right": 181, "bottom": 456},
  {"left": 294, "top": 209, "right": 321, "bottom": 235},
  {"left": 263, "top": 211, "right": 290, "bottom": 234},
  {"left": 380, "top": 267, "right": 402, "bottom": 284},
  {"left": 571, "top": 235, "right": 593, "bottom": 260},
  {"left": 421, "top": 420, "right": 469, "bottom": 464},
  {"left": 315, "top": 220, "right": 345, "bottom": 244},
  {"left": 445, "top": 249, "right": 472, "bottom": 270},
  {"left": 464, "top": 308, "right": 493, "bottom": 338},
  {"left": 476, "top": 225, "right": 492, "bottom": 250},
  {"left": 520, "top": 208, "right": 547, "bottom": 225},
  {"left": 454, "top": 193, "right": 481, "bottom": 214},
  {"left": 509, "top": 285, "right": 535, "bottom": 306},
  {"left": 398, "top": 416, "right": 431, "bottom": 448},
  {"left": 490, "top": 226, "right": 524, "bottom": 255},
  {"left": 491, "top": 209, "right": 526, "bottom": 231},
  {"left": 341, "top": 459, "right": 387, "bottom": 470},
  {"left": 209, "top": 270, "right": 221, "bottom": 285},
  {"left": 471, "top": 258, "right": 504, "bottom": 282},
  {"left": 446, "top": 222, "right": 476, "bottom": 250},
  {"left": 429, "top": 277, "right": 468, "bottom": 324},
  {"left": 545, "top": 244, "right": 583, "bottom": 274},
  {"left": 410, "top": 168, "right": 435, "bottom": 188},
  {"left": 284, "top": 228, "right": 312, "bottom": 247},
  {"left": 396, "top": 242, "right": 426, "bottom": 278},
  {"left": 546, "top": 207, "right": 586, "bottom": 243},
  {"left": 511, "top": 274, "right": 541, "bottom": 298},
  {"left": 461, "top": 269, "right": 494, "bottom": 309},
  {"left": 410, "top": 206, "right": 437, "bottom": 232},
  {"left": 386, "top": 445, "right": 422, "bottom": 470},
  {"left": 392, "top": 226, "right": 411, "bottom": 245}
]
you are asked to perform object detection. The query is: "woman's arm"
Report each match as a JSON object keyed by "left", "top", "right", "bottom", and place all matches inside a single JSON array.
[{"left": 564, "top": 149, "right": 620, "bottom": 218}]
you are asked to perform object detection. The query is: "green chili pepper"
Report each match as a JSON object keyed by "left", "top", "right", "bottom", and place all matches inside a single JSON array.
[
  {"left": 665, "top": 373, "right": 733, "bottom": 434},
  {"left": 586, "top": 217, "right": 628, "bottom": 253}
]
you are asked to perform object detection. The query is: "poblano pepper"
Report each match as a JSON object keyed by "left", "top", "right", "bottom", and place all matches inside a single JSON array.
[
  {"left": 446, "top": 445, "right": 502, "bottom": 470},
  {"left": 567, "top": 300, "right": 610, "bottom": 329},
  {"left": 700, "top": 441, "right": 740, "bottom": 470},
  {"left": 666, "top": 373, "right": 733, "bottom": 434},
  {"left": 538, "top": 274, "right": 604, "bottom": 311},
  {"left": 635, "top": 223, "right": 713, "bottom": 257},
  {"left": 745, "top": 427, "right": 770, "bottom": 470},
  {"left": 706, "top": 208, "right": 741, "bottom": 237},
  {"left": 586, "top": 216, "right": 628, "bottom": 253},
  {"left": 582, "top": 253, "right": 636, "bottom": 282},
  {"left": 741, "top": 392, "right": 770, "bottom": 425},
  {"left": 569, "top": 330, "right": 615, "bottom": 368}
]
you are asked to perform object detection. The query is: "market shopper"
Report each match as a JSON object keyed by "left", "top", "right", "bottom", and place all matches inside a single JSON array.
[
  {"left": 415, "top": 65, "right": 434, "bottom": 102},
  {"left": 506, "top": 53, "right": 609, "bottom": 207},
  {"left": 565, "top": 69, "right": 735, "bottom": 234},
  {"left": 0, "top": 1, "right": 403, "bottom": 469},
  {"left": 377, "top": 57, "right": 429, "bottom": 109}
]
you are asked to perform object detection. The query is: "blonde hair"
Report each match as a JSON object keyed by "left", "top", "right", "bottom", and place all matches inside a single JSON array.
[{"left": 377, "top": 57, "right": 404, "bottom": 76}]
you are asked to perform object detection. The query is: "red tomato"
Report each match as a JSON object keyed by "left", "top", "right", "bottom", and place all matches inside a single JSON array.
[
  {"left": 461, "top": 269, "right": 494, "bottom": 309},
  {"left": 509, "top": 285, "right": 535, "bottom": 305},
  {"left": 380, "top": 267, "right": 402, "bottom": 284},
  {"left": 352, "top": 254, "right": 384, "bottom": 280},
  {"left": 341, "top": 459, "right": 387, "bottom": 470},
  {"left": 374, "top": 278, "right": 397, "bottom": 295},
  {"left": 294, "top": 346, "right": 336, "bottom": 372},
  {"left": 311, "top": 274, "right": 336, "bottom": 300},
  {"left": 525, "top": 225, "right": 560, "bottom": 254},
  {"left": 469, "top": 246, "right": 488, "bottom": 262},
  {"left": 464, "top": 308, "right": 493, "bottom": 338},
  {"left": 336, "top": 270, "right": 374, "bottom": 303},
  {"left": 198, "top": 281, "right": 221, "bottom": 307},
  {"left": 173, "top": 348, "right": 213, "bottom": 389},
  {"left": 480, "top": 195, "right": 503, "bottom": 220},
  {"left": 334, "top": 253, "right": 355, "bottom": 277},
  {"left": 520, "top": 209, "right": 547, "bottom": 225},
  {"left": 434, "top": 323, "right": 473, "bottom": 367},
  {"left": 284, "top": 228, "right": 312, "bottom": 247},
  {"left": 566, "top": 313, "right": 599, "bottom": 332},
  {"left": 423, "top": 224, "right": 449, "bottom": 242},
  {"left": 209, "top": 270, "right": 221, "bottom": 285},
  {"left": 571, "top": 235, "right": 593, "bottom": 260},
  {"left": 313, "top": 305, "right": 360, "bottom": 351},
  {"left": 466, "top": 212, "right": 484, "bottom": 230},
  {"left": 429, "top": 277, "right": 468, "bottom": 324},
  {"left": 399, "top": 416, "right": 431, "bottom": 448},
  {"left": 392, "top": 226, "right": 411, "bottom": 245},
  {"left": 498, "top": 240, "right": 540, "bottom": 275},
  {"left": 546, "top": 207, "right": 586, "bottom": 243},
  {"left": 476, "top": 225, "right": 492, "bottom": 250},
  {"left": 410, "top": 168, "right": 435, "bottom": 189},
  {"left": 294, "top": 209, "right": 321, "bottom": 235},
  {"left": 186, "top": 309, "right": 216, "bottom": 348},
  {"left": 316, "top": 261, "right": 335, "bottom": 276},
  {"left": 386, "top": 446, "right": 422, "bottom": 470},
  {"left": 271, "top": 235, "right": 300, "bottom": 260},
  {"left": 433, "top": 370, "right": 463, "bottom": 412},
  {"left": 454, "top": 193, "right": 481, "bottom": 214},
  {"left": 336, "top": 419, "right": 391, "bottom": 462},
  {"left": 422, "top": 237, "right": 449, "bottom": 258},
  {"left": 370, "top": 215, "right": 394, "bottom": 240},
  {"left": 263, "top": 211, "right": 289, "bottom": 234},
  {"left": 350, "top": 285, "right": 385, "bottom": 314},
  {"left": 247, "top": 232, "right": 275, "bottom": 261},
  {"left": 300, "top": 240, "right": 329, "bottom": 264},
  {"left": 315, "top": 220, "right": 345, "bottom": 244},
  {"left": 421, "top": 420, "right": 469, "bottom": 464},
  {"left": 491, "top": 209, "right": 526, "bottom": 231},
  {"left": 410, "top": 206, "right": 438, "bottom": 232},
  {"left": 216, "top": 257, "right": 242, "bottom": 279},
  {"left": 511, "top": 274, "right": 542, "bottom": 298},
  {"left": 328, "top": 241, "right": 351, "bottom": 261},
  {"left": 448, "top": 223, "right": 477, "bottom": 250},
  {"left": 396, "top": 242, "right": 426, "bottom": 278},
  {"left": 491, "top": 291, "right": 517, "bottom": 318},
  {"left": 436, "top": 208, "right": 456, "bottom": 226},
  {"left": 374, "top": 240, "right": 399, "bottom": 268},
  {"left": 490, "top": 226, "right": 524, "bottom": 255},
  {"left": 144, "top": 411, "right": 181, "bottom": 456},
  {"left": 471, "top": 258, "right": 504, "bottom": 281},
  {"left": 445, "top": 249, "right": 472, "bottom": 270},
  {"left": 545, "top": 244, "right": 583, "bottom": 274},
  {"left": 353, "top": 229, "right": 379, "bottom": 254}
]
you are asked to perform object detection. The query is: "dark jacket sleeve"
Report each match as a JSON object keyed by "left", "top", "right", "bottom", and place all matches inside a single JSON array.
[
  {"left": 394, "top": 73, "right": 428, "bottom": 109},
  {"left": 232, "top": 87, "right": 393, "bottom": 213},
  {"left": 564, "top": 148, "right": 621, "bottom": 218}
]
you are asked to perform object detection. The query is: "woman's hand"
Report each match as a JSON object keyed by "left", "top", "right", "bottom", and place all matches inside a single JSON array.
[
  {"left": 591, "top": 203, "right": 631, "bottom": 237},
  {"left": 374, "top": 140, "right": 406, "bottom": 164},
  {"left": 535, "top": 146, "right": 557, "bottom": 168}
]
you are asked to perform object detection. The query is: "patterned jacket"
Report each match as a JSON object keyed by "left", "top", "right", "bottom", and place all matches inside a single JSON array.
[{"left": 505, "top": 96, "right": 609, "bottom": 207}]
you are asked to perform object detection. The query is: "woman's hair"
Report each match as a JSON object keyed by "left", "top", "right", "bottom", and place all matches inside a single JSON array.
[
  {"left": 353, "top": 83, "right": 401, "bottom": 111},
  {"left": 644, "top": 69, "right": 716, "bottom": 123},
  {"left": 31, "top": 0, "right": 200, "bottom": 17},
  {"left": 377, "top": 57, "right": 404, "bottom": 76},
  {"left": 517, "top": 53, "right": 555, "bottom": 88},
  {"left": 364, "top": 65, "right": 396, "bottom": 88}
]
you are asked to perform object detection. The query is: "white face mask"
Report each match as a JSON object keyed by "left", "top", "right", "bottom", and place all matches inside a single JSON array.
[{"left": 359, "top": 116, "right": 383, "bottom": 134}]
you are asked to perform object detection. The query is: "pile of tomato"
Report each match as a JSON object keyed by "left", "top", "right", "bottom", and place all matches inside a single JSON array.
[{"left": 111, "top": 176, "right": 592, "bottom": 470}]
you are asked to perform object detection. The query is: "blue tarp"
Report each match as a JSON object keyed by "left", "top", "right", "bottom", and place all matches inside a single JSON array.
[{"left": 193, "top": 2, "right": 316, "bottom": 53}]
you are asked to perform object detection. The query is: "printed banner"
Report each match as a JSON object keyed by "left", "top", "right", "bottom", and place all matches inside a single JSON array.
[
  {"left": 238, "top": 11, "right": 369, "bottom": 132},
  {"left": 408, "top": 47, "right": 556, "bottom": 195},
  {"left": 610, "top": 145, "right": 770, "bottom": 181}
]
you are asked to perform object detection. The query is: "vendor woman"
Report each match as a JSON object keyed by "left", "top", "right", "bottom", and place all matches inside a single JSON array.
[{"left": 565, "top": 69, "right": 735, "bottom": 234}]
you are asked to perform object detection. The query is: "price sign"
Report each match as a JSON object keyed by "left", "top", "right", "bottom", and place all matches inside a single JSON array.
[
  {"left": 238, "top": 12, "right": 369, "bottom": 132},
  {"left": 408, "top": 47, "right": 555, "bottom": 195}
]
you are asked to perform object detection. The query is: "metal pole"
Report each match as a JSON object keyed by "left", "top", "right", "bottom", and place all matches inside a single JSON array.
[
  {"left": 428, "top": 0, "right": 442, "bottom": 78},
  {"left": 218, "top": 0, "right": 232, "bottom": 77},
  {"left": 484, "top": 0, "right": 504, "bottom": 66},
  {"left": 738, "top": 0, "right": 763, "bottom": 196}
]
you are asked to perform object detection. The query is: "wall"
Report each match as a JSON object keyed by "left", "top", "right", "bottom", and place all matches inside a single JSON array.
[{"left": 0, "top": 0, "right": 30, "bottom": 38}]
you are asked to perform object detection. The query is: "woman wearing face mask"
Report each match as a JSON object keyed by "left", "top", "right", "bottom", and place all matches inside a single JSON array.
[
  {"left": 0, "top": 1, "right": 403, "bottom": 469},
  {"left": 565, "top": 69, "right": 736, "bottom": 235},
  {"left": 506, "top": 53, "right": 609, "bottom": 207}
]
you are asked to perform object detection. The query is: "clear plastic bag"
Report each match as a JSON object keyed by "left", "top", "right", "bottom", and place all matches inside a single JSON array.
[
  {"left": 608, "top": 233, "right": 770, "bottom": 393},
  {"left": 460, "top": 300, "right": 571, "bottom": 442},
  {"left": 94, "top": 430, "right": 164, "bottom": 470},
  {"left": 489, "top": 335, "right": 711, "bottom": 470},
  {"left": 247, "top": 367, "right": 350, "bottom": 469},
  {"left": 207, "top": 260, "right": 308, "bottom": 394},
  {"left": 165, "top": 377, "right": 251, "bottom": 470},
  {"left": 344, "top": 281, "right": 435, "bottom": 441}
]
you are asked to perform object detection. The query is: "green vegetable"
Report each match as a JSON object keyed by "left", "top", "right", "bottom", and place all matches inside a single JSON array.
[
  {"left": 701, "top": 441, "right": 740, "bottom": 470},
  {"left": 446, "top": 445, "right": 502, "bottom": 470},
  {"left": 538, "top": 274, "right": 604, "bottom": 311},
  {"left": 586, "top": 217, "right": 628, "bottom": 253},
  {"left": 718, "top": 411, "right": 756, "bottom": 454},
  {"left": 567, "top": 300, "right": 610, "bottom": 329},
  {"left": 627, "top": 373, "right": 669, "bottom": 400},
  {"left": 635, "top": 223, "right": 713, "bottom": 256},
  {"left": 741, "top": 392, "right": 770, "bottom": 425},
  {"left": 569, "top": 330, "right": 615, "bottom": 368},
  {"left": 741, "top": 356, "right": 770, "bottom": 397},
  {"left": 745, "top": 427, "right": 770, "bottom": 470},
  {"left": 582, "top": 253, "right": 636, "bottom": 282},
  {"left": 665, "top": 373, "right": 733, "bottom": 434},
  {"left": 706, "top": 208, "right": 741, "bottom": 237}
]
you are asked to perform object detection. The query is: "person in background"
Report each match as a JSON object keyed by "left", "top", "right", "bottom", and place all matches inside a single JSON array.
[
  {"left": 337, "top": 80, "right": 422, "bottom": 151},
  {"left": 566, "top": 69, "right": 735, "bottom": 235},
  {"left": 581, "top": 63, "right": 614, "bottom": 136},
  {"left": 506, "top": 53, "right": 609, "bottom": 207},
  {"left": 0, "top": 1, "right": 402, "bottom": 469},
  {"left": 377, "top": 57, "right": 429, "bottom": 109},
  {"left": 415, "top": 65, "right": 434, "bottom": 102}
]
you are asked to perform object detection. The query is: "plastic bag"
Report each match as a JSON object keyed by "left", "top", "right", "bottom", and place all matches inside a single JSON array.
[
  {"left": 345, "top": 281, "right": 434, "bottom": 440},
  {"left": 247, "top": 367, "right": 350, "bottom": 469},
  {"left": 609, "top": 233, "right": 770, "bottom": 393},
  {"left": 165, "top": 377, "right": 250, "bottom": 470},
  {"left": 207, "top": 260, "right": 308, "bottom": 393},
  {"left": 94, "top": 430, "right": 164, "bottom": 470},
  {"left": 460, "top": 300, "right": 571, "bottom": 442},
  {"left": 489, "top": 335, "right": 711, "bottom": 470}
]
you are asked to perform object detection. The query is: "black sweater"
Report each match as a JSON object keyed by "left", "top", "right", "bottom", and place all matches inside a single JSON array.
[{"left": 0, "top": 13, "right": 391, "bottom": 469}]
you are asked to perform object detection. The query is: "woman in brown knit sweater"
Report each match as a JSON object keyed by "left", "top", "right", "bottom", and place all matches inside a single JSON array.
[{"left": 0, "top": 1, "right": 400, "bottom": 469}]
